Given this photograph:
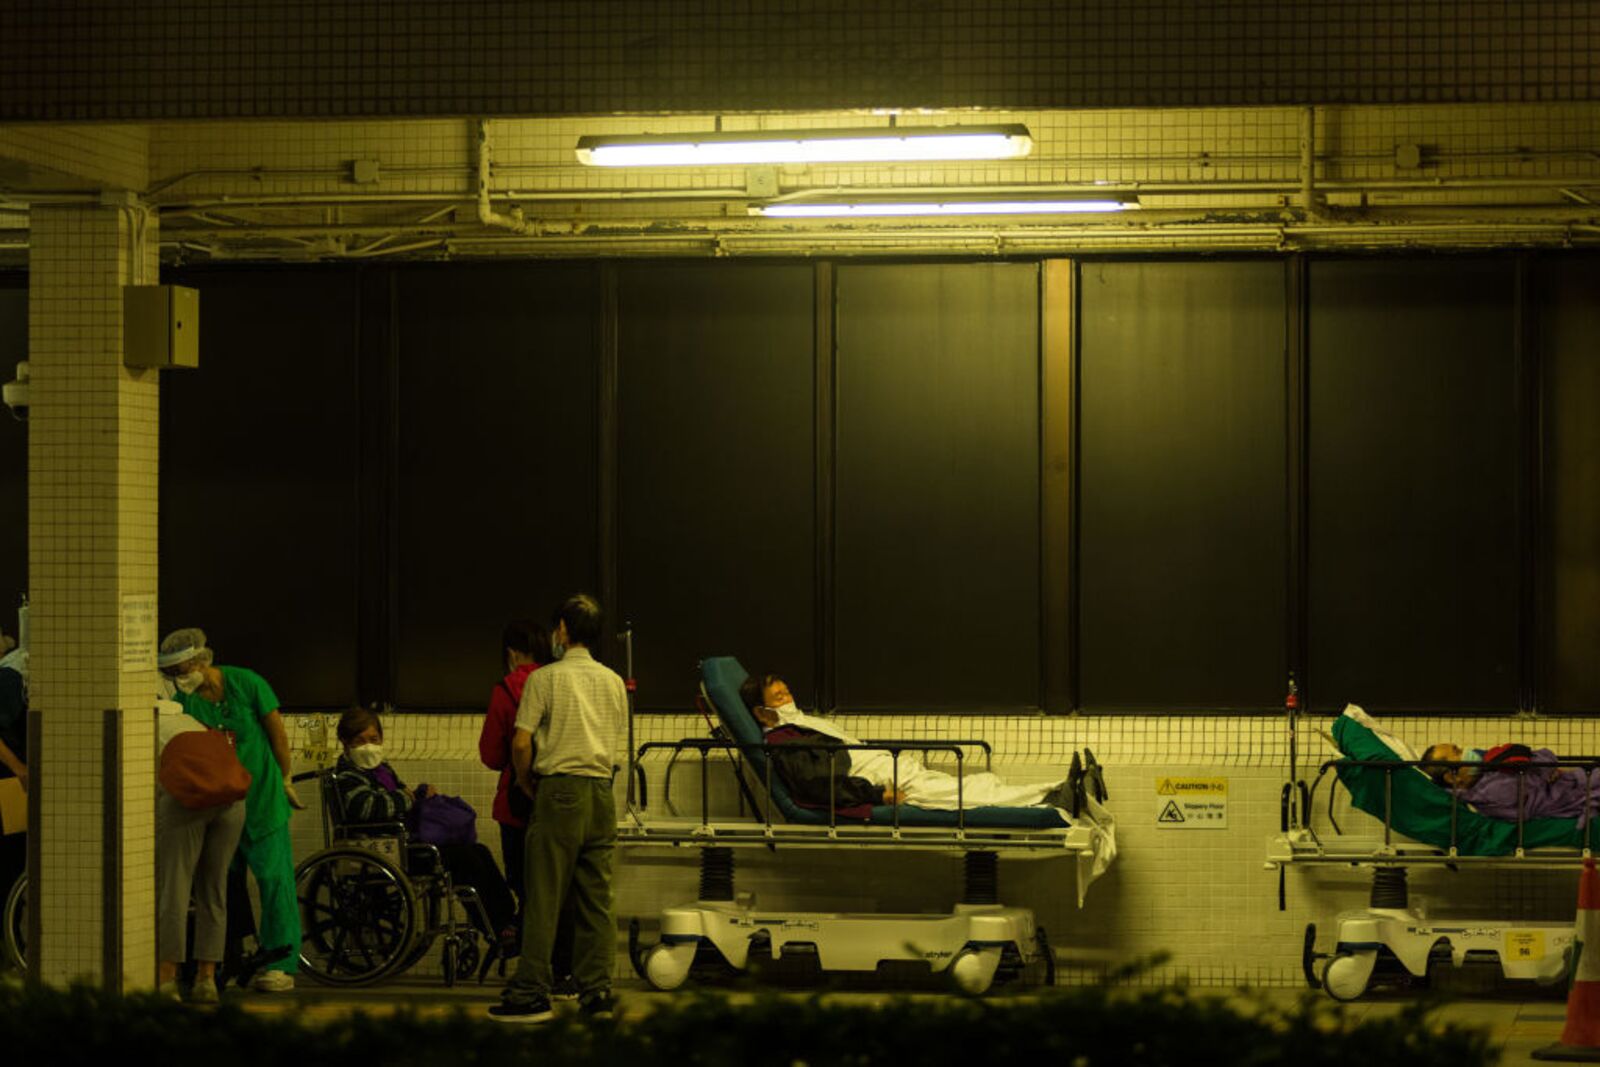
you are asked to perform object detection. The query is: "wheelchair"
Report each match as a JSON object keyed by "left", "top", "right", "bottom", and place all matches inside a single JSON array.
[
  {"left": 2, "top": 871, "right": 23, "bottom": 971},
  {"left": 293, "top": 767, "right": 498, "bottom": 987}
]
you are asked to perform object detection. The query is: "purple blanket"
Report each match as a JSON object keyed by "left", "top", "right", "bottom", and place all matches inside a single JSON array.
[{"left": 1458, "top": 748, "right": 1600, "bottom": 823}]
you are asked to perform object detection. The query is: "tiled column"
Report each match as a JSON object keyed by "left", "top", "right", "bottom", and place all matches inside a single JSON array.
[{"left": 27, "top": 203, "right": 159, "bottom": 990}]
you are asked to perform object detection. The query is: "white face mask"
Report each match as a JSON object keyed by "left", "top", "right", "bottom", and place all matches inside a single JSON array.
[
  {"left": 771, "top": 701, "right": 800, "bottom": 723},
  {"left": 348, "top": 743, "right": 384, "bottom": 771},
  {"left": 174, "top": 671, "right": 205, "bottom": 695},
  {"left": 549, "top": 634, "right": 565, "bottom": 661}
]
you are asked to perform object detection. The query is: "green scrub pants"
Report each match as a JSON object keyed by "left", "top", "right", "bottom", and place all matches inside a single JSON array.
[{"left": 237, "top": 823, "right": 300, "bottom": 974}]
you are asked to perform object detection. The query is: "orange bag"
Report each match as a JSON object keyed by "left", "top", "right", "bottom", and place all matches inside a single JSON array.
[{"left": 159, "top": 729, "right": 252, "bottom": 810}]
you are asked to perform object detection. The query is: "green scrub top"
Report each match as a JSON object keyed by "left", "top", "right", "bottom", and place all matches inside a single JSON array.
[{"left": 174, "top": 665, "right": 288, "bottom": 842}]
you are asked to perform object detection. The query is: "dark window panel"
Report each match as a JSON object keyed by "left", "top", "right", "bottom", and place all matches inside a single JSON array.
[
  {"left": 1077, "top": 260, "right": 1289, "bottom": 710},
  {"left": 835, "top": 263, "right": 1040, "bottom": 710},
  {"left": 1536, "top": 259, "right": 1600, "bottom": 712},
  {"left": 161, "top": 268, "right": 362, "bottom": 707},
  {"left": 1307, "top": 258, "right": 1519, "bottom": 712},
  {"left": 618, "top": 263, "right": 815, "bottom": 711},
  {"left": 393, "top": 264, "right": 600, "bottom": 708}
]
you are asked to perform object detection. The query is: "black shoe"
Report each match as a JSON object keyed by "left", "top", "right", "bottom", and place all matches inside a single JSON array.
[
  {"left": 579, "top": 992, "right": 615, "bottom": 1020},
  {"left": 551, "top": 974, "right": 581, "bottom": 1000},
  {"left": 1066, "top": 752, "right": 1086, "bottom": 818},
  {"left": 1083, "top": 748, "right": 1108, "bottom": 803},
  {"left": 488, "top": 995, "right": 554, "bottom": 1024}
]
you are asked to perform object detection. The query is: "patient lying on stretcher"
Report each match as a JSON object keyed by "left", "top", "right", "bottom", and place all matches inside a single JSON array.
[
  {"left": 738, "top": 672, "right": 1098, "bottom": 818},
  {"left": 1421, "top": 742, "right": 1600, "bottom": 823}
]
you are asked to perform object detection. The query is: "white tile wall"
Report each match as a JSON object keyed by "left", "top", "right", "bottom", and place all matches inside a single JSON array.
[
  {"left": 0, "top": 124, "right": 150, "bottom": 192},
  {"left": 282, "top": 708, "right": 1597, "bottom": 989}
]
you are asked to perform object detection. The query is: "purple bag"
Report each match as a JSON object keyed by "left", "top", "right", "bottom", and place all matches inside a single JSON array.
[{"left": 409, "top": 791, "right": 478, "bottom": 846}]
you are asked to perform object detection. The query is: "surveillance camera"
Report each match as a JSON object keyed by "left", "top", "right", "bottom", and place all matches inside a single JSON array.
[{"left": 2, "top": 362, "right": 27, "bottom": 421}]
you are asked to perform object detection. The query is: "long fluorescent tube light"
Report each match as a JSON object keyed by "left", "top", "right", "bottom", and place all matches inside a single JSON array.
[
  {"left": 756, "top": 199, "right": 1134, "bottom": 218},
  {"left": 576, "top": 125, "right": 1032, "bottom": 167}
]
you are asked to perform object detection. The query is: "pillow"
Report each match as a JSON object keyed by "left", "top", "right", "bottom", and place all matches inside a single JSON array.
[{"left": 1340, "top": 703, "right": 1420, "bottom": 762}]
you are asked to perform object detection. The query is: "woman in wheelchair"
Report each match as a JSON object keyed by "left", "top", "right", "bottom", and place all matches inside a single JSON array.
[{"left": 334, "top": 708, "right": 518, "bottom": 960}]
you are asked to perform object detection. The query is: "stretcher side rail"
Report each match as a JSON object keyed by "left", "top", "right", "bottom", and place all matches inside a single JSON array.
[
  {"left": 618, "top": 816, "right": 1096, "bottom": 852},
  {"left": 1269, "top": 754, "right": 1600, "bottom": 868},
  {"left": 633, "top": 736, "right": 988, "bottom": 832},
  {"left": 624, "top": 737, "right": 1086, "bottom": 852}
]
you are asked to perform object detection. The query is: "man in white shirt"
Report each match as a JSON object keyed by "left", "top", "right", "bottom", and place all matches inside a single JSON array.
[{"left": 490, "top": 594, "right": 628, "bottom": 1024}]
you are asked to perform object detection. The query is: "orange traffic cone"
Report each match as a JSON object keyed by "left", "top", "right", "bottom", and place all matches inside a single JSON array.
[{"left": 1535, "top": 857, "right": 1600, "bottom": 1061}]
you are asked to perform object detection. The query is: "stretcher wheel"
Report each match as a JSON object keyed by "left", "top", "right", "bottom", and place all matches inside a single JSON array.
[
  {"left": 2, "top": 874, "right": 24, "bottom": 971},
  {"left": 948, "top": 949, "right": 997, "bottom": 996},
  {"left": 295, "top": 847, "right": 418, "bottom": 986},
  {"left": 644, "top": 942, "right": 695, "bottom": 991},
  {"left": 454, "top": 936, "right": 480, "bottom": 983},
  {"left": 1320, "top": 951, "right": 1376, "bottom": 1002}
]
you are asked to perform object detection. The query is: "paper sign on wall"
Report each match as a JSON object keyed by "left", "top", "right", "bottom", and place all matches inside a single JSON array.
[
  {"left": 121, "top": 594, "right": 157, "bottom": 670},
  {"left": 1506, "top": 930, "right": 1545, "bottom": 961},
  {"left": 1155, "top": 776, "right": 1228, "bottom": 829}
]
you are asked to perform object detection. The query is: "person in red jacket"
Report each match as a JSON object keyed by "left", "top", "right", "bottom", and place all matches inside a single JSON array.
[{"left": 479, "top": 620, "right": 575, "bottom": 992}]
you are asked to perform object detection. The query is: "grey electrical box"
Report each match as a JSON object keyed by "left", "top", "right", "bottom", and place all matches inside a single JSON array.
[{"left": 124, "top": 285, "right": 199, "bottom": 369}]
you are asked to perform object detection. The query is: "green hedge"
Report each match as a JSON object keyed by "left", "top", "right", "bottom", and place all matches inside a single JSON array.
[{"left": 0, "top": 979, "right": 1495, "bottom": 1067}]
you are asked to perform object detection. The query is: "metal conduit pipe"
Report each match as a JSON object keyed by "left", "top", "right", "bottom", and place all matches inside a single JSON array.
[
  {"left": 475, "top": 119, "right": 539, "bottom": 237},
  {"left": 136, "top": 175, "right": 1600, "bottom": 213},
  {"left": 146, "top": 222, "right": 1600, "bottom": 263},
  {"left": 161, "top": 203, "right": 1600, "bottom": 243},
  {"left": 1301, "top": 106, "right": 1322, "bottom": 218},
  {"left": 6, "top": 175, "right": 1591, "bottom": 216}
]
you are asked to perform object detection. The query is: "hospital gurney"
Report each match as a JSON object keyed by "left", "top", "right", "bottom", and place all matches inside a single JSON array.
[
  {"left": 619, "top": 657, "right": 1115, "bottom": 994},
  {"left": 1268, "top": 705, "right": 1592, "bottom": 999}
]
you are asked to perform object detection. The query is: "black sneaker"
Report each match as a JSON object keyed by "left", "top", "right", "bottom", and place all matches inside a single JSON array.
[
  {"left": 1066, "top": 752, "right": 1086, "bottom": 818},
  {"left": 579, "top": 992, "right": 615, "bottom": 1020},
  {"left": 488, "top": 995, "right": 554, "bottom": 1024},
  {"left": 1083, "top": 747, "right": 1108, "bottom": 803},
  {"left": 551, "top": 974, "right": 581, "bottom": 1000}
]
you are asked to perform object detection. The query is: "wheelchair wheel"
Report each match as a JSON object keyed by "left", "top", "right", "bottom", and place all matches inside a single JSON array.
[
  {"left": 296, "top": 848, "right": 418, "bottom": 986},
  {"left": 2, "top": 874, "right": 24, "bottom": 971}
]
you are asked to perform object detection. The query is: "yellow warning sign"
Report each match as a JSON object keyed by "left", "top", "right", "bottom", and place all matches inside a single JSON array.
[
  {"left": 1506, "top": 930, "right": 1545, "bottom": 961},
  {"left": 1155, "top": 777, "right": 1228, "bottom": 829},
  {"left": 1156, "top": 777, "right": 1228, "bottom": 796}
]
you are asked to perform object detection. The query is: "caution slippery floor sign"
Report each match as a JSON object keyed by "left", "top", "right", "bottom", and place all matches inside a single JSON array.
[{"left": 1154, "top": 776, "right": 1228, "bottom": 829}]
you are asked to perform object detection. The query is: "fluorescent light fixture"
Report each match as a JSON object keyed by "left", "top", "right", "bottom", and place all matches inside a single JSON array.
[
  {"left": 756, "top": 199, "right": 1134, "bottom": 218},
  {"left": 576, "top": 125, "right": 1032, "bottom": 167}
]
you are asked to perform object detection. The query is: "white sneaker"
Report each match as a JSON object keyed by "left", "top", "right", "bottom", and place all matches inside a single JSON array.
[{"left": 251, "top": 970, "right": 294, "bottom": 992}]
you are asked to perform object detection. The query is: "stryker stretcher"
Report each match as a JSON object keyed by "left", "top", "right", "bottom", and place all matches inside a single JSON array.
[
  {"left": 1268, "top": 705, "right": 1592, "bottom": 999},
  {"left": 618, "top": 657, "right": 1116, "bottom": 993}
]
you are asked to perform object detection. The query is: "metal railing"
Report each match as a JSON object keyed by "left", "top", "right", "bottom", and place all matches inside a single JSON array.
[
  {"left": 1296, "top": 755, "right": 1600, "bottom": 859},
  {"left": 633, "top": 736, "right": 994, "bottom": 835}
]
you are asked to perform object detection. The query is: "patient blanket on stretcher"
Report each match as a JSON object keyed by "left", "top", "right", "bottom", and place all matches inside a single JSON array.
[{"left": 1332, "top": 707, "right": 1596, "bottom": 855}]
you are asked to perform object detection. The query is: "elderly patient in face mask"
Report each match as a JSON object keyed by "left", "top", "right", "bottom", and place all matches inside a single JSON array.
[
  {"left": 335, "top": 707, "right": 519, "bottom": 959},
  {"left": 1421, "top": 742, "right": 1600, "bottom": 824},
  {"left": 738, "top": 672, "right": 1083, "bottom": 819}
]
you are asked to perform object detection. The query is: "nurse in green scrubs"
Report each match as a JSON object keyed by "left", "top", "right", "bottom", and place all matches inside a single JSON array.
[{"left": 158, "top": 627, "right": 304, "bottom": 992}]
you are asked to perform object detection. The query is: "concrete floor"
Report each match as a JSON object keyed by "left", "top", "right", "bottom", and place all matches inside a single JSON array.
[{"left": 219, "top": 974, "right": 1587, "bottom": 1065}]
